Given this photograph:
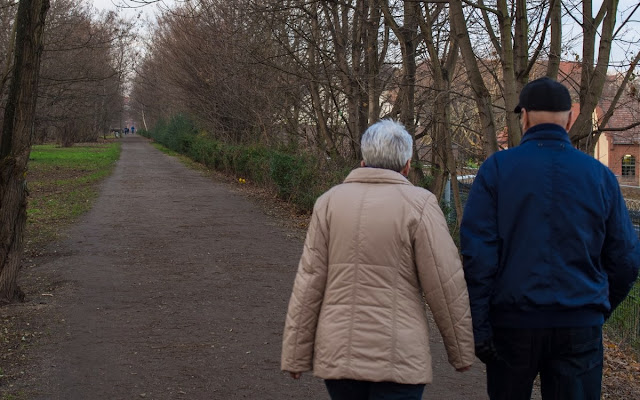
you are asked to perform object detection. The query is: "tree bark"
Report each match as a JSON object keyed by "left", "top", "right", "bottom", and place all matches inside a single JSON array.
[
  {"left": 546, "top": 0, "right": 561, "bottom": 79},
  {"left": 0, "top": 11, "right": 18, "bottom": 100},
  {"left": 0, "top": 0, "right": 50, "bottom": 304},
  {"left": 497, "top": 0, "right": 521, "bottom": 147},
  {"left": 365, "top": 0, "right": 383, "bottom": 126}
]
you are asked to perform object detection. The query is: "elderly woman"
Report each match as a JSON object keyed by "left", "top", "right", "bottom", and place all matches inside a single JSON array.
[{"left": 281, "top": 120, "right": 475, "bottom": 400}]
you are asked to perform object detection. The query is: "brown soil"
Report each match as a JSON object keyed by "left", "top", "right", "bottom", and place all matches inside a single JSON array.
[{"left": 0, "top": 135, "right": 523, "bottom": 399}]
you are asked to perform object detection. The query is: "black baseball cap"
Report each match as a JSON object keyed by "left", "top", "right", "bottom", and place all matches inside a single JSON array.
[{"left": 514, "top": 77, "right": 572, "bottom": 113}]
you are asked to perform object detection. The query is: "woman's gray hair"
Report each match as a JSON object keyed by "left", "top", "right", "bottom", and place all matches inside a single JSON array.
[{"left": 361, "top": 120, "right": 413, "bottom": 172}]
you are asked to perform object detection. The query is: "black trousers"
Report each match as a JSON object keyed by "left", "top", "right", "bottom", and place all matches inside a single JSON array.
[
  {"left": 324, "top": 379, "right": 425, "bottom": 400},
  {"left": 487, "top": 325, "right": 603, "bottom": 400}
]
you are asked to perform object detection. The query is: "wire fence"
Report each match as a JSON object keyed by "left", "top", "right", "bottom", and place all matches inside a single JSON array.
[
  {"left": 613, "top": 200, "right": 640, "bottom": 349},
  {"left": 443, "top": 175, "right": 640, "bottom": 350}
]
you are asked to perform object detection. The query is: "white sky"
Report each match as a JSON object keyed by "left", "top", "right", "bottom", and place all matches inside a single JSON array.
[{"left": 90, "top": 0, "right": 174, "bottom": 22}]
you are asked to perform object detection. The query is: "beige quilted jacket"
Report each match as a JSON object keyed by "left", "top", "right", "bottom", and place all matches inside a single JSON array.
[{"left": 281, "top": 167, "right": 475, "bottom": 384}]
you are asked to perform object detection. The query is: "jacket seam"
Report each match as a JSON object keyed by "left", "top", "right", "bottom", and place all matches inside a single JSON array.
[
  {"left": 422, "top": 200, "right": 464, "bottom": 365},
  {"left": 414, "top": 194, "right": 435, "bottom": 368},
  {"left": 289, "top": 211, "right": 321, "bottom": 371},
  {"left": 347, "top": 186, "right": 369, "bottom": 372},
  {"left": 412, "top": 194, "right": 432, "bottom": 239},
  {"left": 391, "top": 266, "right": 399, "bottom": 379}
]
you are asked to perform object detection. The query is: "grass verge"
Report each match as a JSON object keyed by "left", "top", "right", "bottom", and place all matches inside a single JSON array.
[{"left": 24, "top": 142, "right": 121, "bottom": 254}]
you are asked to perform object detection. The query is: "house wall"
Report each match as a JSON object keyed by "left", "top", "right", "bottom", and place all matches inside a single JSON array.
[
  {"left": 594, "top": 132, "right": 609, "bottom": 167},
  {"left": 608, "top": 143, "right": 640, "bottom": 186}
]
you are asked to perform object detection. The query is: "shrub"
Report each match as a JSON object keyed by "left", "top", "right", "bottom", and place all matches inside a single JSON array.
[{"left": 143, "top": 115, "right": 348, "bottom": 212}]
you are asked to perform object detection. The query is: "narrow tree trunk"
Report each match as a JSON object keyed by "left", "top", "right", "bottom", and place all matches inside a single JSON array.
[
  {"left": 0, "top": 0, "right": 50, "bottom": 304},
  {"left": 308, "top": 4, "right": 337, "bottom": 157},
  {"left": 418, "top": 3, "right": 460, "bottom": 216},
  {"left": 546, "top": 0, "right": 562, "bottom": 79},
  {"left": 382, "top": 1, "right": 423, "bottom": 182},
  {"left": 497, "top": 0, "right": 521, "bottom": 148},
  {"left": 365, "top": 0, "right": 381, "bottom": 125}
]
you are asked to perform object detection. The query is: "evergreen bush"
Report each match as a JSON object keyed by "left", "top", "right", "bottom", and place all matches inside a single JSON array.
[{"left": 143, "top": 115, "right": 348, "bottom": 212}]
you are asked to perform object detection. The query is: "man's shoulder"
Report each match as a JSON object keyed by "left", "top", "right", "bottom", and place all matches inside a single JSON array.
[{"left": 564, "top": 147, "right": 618, "bottom": 181}]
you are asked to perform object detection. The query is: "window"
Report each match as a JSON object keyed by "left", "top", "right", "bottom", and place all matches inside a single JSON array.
[{"left": 622, "top": 155, "right": 636, "bottom": 176}]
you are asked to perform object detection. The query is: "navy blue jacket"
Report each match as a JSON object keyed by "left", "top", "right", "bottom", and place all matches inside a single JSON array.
[{"left": 460, "top": 123, "right": 640, "bottom": 344}]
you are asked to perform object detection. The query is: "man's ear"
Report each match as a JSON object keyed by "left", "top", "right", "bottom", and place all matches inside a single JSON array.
[
  {"left": 520, "top": 109, "right": 529, "bottom": 132},
  {"left": 360, "top": 160, "right": 366, "bottom": 167},
  {"left": 565, "top": 110, "right": 573, "bottom": 131}
]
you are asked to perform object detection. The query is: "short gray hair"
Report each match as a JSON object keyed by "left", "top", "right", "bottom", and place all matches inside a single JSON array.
[{"left": 361, "top": 120, "right": 413, "bottom": 172}]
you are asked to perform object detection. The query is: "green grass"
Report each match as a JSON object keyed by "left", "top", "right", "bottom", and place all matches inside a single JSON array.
[
  {"left": 28, "top": 144, "right": 120, "bottom": 169},
  {"left": 25, "top": 142, "right": 121, "bottom": 249}
]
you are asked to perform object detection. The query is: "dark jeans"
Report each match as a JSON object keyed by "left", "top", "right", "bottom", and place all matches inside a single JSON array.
[
  {"left": 487, "top": 326, "right": 603, "bottom": 400},
  {"left": 324, "top": 379, "right": 425, "bottom": 400}
]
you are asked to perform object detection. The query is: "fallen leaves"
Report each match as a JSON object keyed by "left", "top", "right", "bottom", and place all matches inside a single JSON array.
[{"left": 602, "top": 335, "right": 640, "bottom": 399}]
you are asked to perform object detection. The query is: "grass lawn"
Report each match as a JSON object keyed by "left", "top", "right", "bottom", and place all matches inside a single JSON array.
[{"left": 25, "top": 142, "right": 121, "bottom": 252}]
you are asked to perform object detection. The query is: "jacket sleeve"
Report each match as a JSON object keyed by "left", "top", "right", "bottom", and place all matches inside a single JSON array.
[
  {"left": 281, "top": 197, "right": 329, "bottom": 373},
  {"left": 459, "top": 158, "right": 500, "bottom": 345},
  {"left": 602, "top": 179, "right": 640, "bottom": 315},
  {"left": 414, "top": 194, "right": 475, "bottom": 370}
]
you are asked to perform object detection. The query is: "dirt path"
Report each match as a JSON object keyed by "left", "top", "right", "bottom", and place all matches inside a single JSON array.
[{"left": 12, "top": 135, "right": 497, "bottom": 399}]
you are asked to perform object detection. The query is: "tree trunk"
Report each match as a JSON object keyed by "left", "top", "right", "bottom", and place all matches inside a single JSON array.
[
  {"left": 497, "top": 0, "right": 522, "bottom": 148},
  {"left": 365, "top": 0, "right": 382, "bottom": 126},
  {"left": 309, "top": 4, "right": 337, "bottom": 157},
  {"left": 0, "top": 0, "right": 50, "bottom": 304},
  {"left": 546, "top": 0, "right": 562, "bottom": 79},
  {"left": 382, "top": 1, "right": 423, "bottom": 182},
  {"left": 449, "top": 0, "right": 498, "bottom": 159}
]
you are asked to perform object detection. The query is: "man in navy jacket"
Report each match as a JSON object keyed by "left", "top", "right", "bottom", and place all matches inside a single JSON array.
[{"left": 461, "top": 77, "right": 640, "bottom": 400}]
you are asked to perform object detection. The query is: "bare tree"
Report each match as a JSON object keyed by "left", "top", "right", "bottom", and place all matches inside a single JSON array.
[
  {"left": 382, "top": 0, "right": 421, "bottom": 170},
  {"left": 568, "top": 0, "right": 639, "bottom": 153},
  {"left": 417, "top": 2, "right": 464, "bottom": 222},
  {"left": 0, "top": 0, "right": 49, "bottom": 303},
  {"left": 36, "top": 1, "right": 133, "bottom": 145},
  {"left": 448, "top": 0, "right": 499, "bottom": 158},
  {"left": 129, "top": 0, "right": 639, "bottom": 178}
]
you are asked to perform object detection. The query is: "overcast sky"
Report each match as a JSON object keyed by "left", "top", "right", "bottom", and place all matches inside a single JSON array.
[{"left": 91, "top": 0, "right": 174, "bottom": 22}]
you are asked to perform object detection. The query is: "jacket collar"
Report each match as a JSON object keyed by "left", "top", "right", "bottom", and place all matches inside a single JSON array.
[
  {"left": 344, "top": 167, "right": 412, "bottom": 185},
  {"left": 520, "top": 123, "right": 571, "bottom": 145}
]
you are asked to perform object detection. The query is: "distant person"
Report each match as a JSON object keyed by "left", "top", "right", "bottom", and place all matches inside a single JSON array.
[
  {"left": 130, "top": 125, "right": 135, "bottom": 135},
  {"left": 461, "top": 77, "right": 640, "bottom": 400},
  {"left": 124, "top": 127, "right": 129, "bottom": 135},
  {"left": 282, "top": 120, "right": 475, "bottom": 400}
]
